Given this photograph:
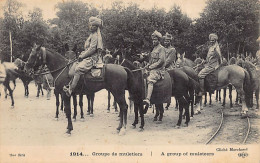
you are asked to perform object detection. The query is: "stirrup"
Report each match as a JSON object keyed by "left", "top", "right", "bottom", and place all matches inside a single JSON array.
[{"left": 143, "top": 99, "right": 150, "bottom": 106}]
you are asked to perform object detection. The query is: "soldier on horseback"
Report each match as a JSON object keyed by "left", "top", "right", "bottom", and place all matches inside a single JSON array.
[
  {"left": 163, "top": 32, "right": 176, "bottom": 70},
  {"left": 64, "top": 16, "right": 103, "bottom": 97},
  {"left": 198, "top": 33, "right": 222, "bottom": 96},
  {"left": 143, "top": 30, "right": 166, "bottom": 106}
]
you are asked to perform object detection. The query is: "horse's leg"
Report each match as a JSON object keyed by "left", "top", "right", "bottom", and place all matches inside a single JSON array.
[
  {"left": 255, "top": 87, "right": 259, "bottom": 110},
  {"left": 204, "top": 93, "right": 207, "bottom": 106},
  {"left": 132, "top": 102, "right": 139, "bottom": 128},
  {"left": 113, "top": 100, "right": 118, "bottom": 112},
  {"left": 60, "top": 93, "right": 64, "bottom": 111},
  {"left": 5, "top": 82, "right": 14, "bottom": 106},
  {"left": 4, "top": 86, "right": 8, "bottom": 99},
  {"left": 87, "top": 94, "right": 90, "bottom": 115},
  {"left": 114, "top": 93, "right": 128, "bottom": 134},
  {"left": 63, "top": 94, "right": 73, "bottom": 134},
  {"left": 190, "top": 93, "right": 194, "bottom": 118},
  {"left": 175, "top": 98, "right": 178, "bottom": 111},
  {"left": 194, "top": 95, "right": 202, "bottom": 114},
  {"left": 219, "top": 90, "right": 221, "bottom": 103},
  {"left": 184, "top": 102, "right": 190, "bottom": 127},
  {"left": 107, "top": 91, "right": 111, "bottom": 112},
  {"left": 237, "top": 88, "right": 248, "bottom": 116},
  {"left": 79, "top": 94, "right": 84, "bottom": 119},
  {"left": 215, "top": 90, "right": 218, "bottom": 102},
  {"left": 158, "top": 104, "right": 164, "bottom": 122},
  {"left": 222, "top": 88, "right": 226, "bottom": 107},
  {"left": 176, "top": 102, "right": 183, "bottom": 128},
  {"left": 229, "top": 85, "right": 233, "bottom": 108},
  {"left": 209, "top": 93, "right": 212, "bottom": 106},
  {"left": 154, "top": 105, "right": 159, "bottom": 121},
  {"left": 40, "top": 84, "right": 44, "bottom": 96},
  {"left": 54, "top": 89, "right": 60, "bottom": 118},
  {"left": 72, "top": 94, "right": 77, "bottom": 120},
  {"left": 165, "top": 102, "right": 170, "bottom": 110},
  {"left": 90, "top": 93, "right": 95, "bottom": 116},
  {"left": 139, "top": 103, "right": 145, "bottom": 130},
  {"left": 36, "top": 84, "right": 40, "bottom": 97}
]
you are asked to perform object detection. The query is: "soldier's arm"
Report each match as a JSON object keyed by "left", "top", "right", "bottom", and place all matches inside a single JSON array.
[
  {"left": 80, "top": 35, "right": 97, "bottom": 59},
  {"left": 165, "top": 48, "right": 176, "bottom": 67},
  {"left": 149, "top": 48, "right": 166, "bottom": 70}
]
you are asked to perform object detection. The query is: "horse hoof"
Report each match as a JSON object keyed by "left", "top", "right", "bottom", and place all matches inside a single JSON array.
[
  {"left": 90, "top": 114, "right": 94, "bottom": 117},
  {"left": 107, "top": 110, "right": 110, "bottom": 113},
  {"left": 190, "top": 116, "right": 193, "bottom": 119},
  {"left": 55, "top": 118, "right": 59, "bottom": 121},
  {"left": 66, "top": 129, "right": 71, "bottom": 135},
  {"left": 138, "top": 128, "right": 144, "bottom": 132},
  {"left": 174, "top": 125, "right": 180, "bottom": 129},
  {"left": 194, "top": 111, "right": 201, "bottom": 115},
  {"left": 153, "top": 118, "right": 157, "bottom": 122},
  {"left": 80, "top": 118, "right": 85, "bottom": 122},
  {"left": 183, "top": 124, "right": 188, "bottom": 127},
  {"left": 131, "top": 125, "right": 136, "bottom": 129},
  {"left": 119, "top": 128, "right": 126, "bottom": 136}
]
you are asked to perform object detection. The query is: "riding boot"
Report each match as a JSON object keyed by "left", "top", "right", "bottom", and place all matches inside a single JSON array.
[
  {"left": 198, "top": 78, "right": 205, "bottom": 96},
  {"left": 143, "top": 83, "right": 153, "bottom": 106},
  {"left": 64, "top": 74, "right": 80, "bottom": 97}
]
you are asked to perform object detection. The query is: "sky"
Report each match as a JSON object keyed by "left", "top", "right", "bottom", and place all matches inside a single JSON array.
[{"left": 0, "top": 0, "right": 207, "bottom": 20}]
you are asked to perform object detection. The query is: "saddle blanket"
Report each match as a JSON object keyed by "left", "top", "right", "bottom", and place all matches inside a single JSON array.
[
  {"left": 144, "top": 71, "right": 172, "bottom": 104},
  {"left": 69, "top": 62, "right": 105, "bottom": 81},
  {"left": 204, "top": 64, "right": 225, "bottom": 93}
]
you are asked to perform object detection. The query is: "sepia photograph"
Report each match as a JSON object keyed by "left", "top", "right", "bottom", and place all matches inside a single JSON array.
[{"left": 0, "top": 0, "right": 259, "bottom": 162}]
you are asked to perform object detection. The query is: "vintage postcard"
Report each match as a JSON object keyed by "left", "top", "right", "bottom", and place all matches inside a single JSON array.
[{"left": 0, "top": 0, "right": 259, "bottom": 162}]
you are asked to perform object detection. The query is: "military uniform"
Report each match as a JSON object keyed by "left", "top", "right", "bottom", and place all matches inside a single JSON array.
[
  {"left": 165, "top": 45, "right": 176, "bottom": 70},
  {"left": 75, "top": 32, "right": 99, "bottom": 75},
  {"left": 198, "top": 42, "right": 221, "bottom": 78},
  {"left": 147, "top": 43, "right": 166, "bottom": 84}
]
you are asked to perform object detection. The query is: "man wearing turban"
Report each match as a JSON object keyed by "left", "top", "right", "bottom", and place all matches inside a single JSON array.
[
  {"left": 143, "top": 30, "right": 166, "bottom": 106},
  {"left": 64, "top": 16, "right": 103, "bottom": 96},
  {"left": 163, "top": 32, "right": 176, "bottom": 70},
  {"left": 198, "top": 33, "right": 222, "bottom": 96}
]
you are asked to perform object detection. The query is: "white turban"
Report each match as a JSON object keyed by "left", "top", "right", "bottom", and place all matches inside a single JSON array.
[
  {"left": 209, "top": 33, "right": 218, "bottom": 40},
  {"left": 151, "top": 30, "right": 162, "bottom": 39}
]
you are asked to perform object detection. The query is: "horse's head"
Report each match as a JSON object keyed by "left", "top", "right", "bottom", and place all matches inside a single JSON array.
[{"left": 25, "top": 44, "right": 43, "bottom": 72}]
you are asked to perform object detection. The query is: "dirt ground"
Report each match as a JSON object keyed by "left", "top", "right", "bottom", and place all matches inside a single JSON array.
[{"left": 0, "top": 80, "right": 259, "bottom": 146}]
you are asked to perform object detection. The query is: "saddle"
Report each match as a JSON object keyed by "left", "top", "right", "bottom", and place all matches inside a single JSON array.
[
  {"left": 69, "top": 62, "right": 105, "bottom": 82},
  {"left": 204, "top": 64, "right": 226, "bottom": 94}
]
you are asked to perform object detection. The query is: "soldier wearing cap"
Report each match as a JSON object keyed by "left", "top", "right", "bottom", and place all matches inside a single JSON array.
[
  {"left": 198, "top": 33, "right": 222, "bottom": 96},
  {"left": 163, "top": 32, "right": 176, "bottom": 70},
  {"left": 143, "top": 30, "right": 166, "bottom": 106},
  {"left": 64, "top": 16, "right": 103, "bottom": 96}
]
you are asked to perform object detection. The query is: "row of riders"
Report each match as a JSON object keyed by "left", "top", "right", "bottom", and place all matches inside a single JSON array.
[{"left": 1, "top": 16, "right": 259, "bottom": 135}]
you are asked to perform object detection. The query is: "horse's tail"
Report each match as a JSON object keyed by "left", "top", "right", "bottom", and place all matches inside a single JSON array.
[
  {"left": 187, "top": 76, "right": 200, "bottom": 93},
  {"left": 243, "top": 69, "right": 251, "bottom": 93},
  {"left": 123, "top": 67, "right": 136, "bottom": 98}
]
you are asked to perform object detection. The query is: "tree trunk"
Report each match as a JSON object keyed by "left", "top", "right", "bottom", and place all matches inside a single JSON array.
[{"left": 9, "top": 30, "right": 13, "bottom": 62}]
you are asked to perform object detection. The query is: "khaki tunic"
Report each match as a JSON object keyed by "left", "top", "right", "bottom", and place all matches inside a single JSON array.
[
  {"left": 75, "top": 32, "right": 99, "bottom": 75},
  {"left": 198, "top": 43, "right": 221, "bottom": 78},
  {"left": 165, "top": 45, "right": 176, "bottom": 70},
  {"left": 147, "top": 44, "right": 166, "bottom": 84}
]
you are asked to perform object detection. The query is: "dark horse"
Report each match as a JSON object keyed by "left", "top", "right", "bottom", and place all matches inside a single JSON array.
[
  {"left": 119, "top": 59, "right": 195, "bottom": 128},
  {"left": 25, "top": 46, "right": 132, "bottom": 135}
]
